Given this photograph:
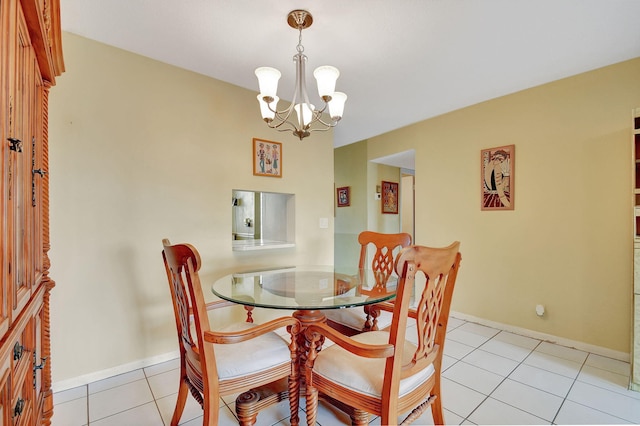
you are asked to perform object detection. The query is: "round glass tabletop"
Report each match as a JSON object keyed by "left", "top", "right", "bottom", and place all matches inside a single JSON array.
[{"left": 212, "top": 265, "right": 397, "bottom": 311}]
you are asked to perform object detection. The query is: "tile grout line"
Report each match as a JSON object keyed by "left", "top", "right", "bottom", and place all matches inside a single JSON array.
[{"left": 456, "top": 340, "right": 526, "bottom": 424}]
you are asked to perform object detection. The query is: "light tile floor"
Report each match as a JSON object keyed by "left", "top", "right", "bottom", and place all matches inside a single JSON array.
[{"left": 52, "top": 317, "right": 640, "bottom": 425}]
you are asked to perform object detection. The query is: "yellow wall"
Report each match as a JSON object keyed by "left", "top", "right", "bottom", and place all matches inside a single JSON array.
[
  {"left": 48, "top": 33, "right": 335, "bottom": 384},
  {"left": 365, "top": 57, "right": 640, "bottom": 354},
  {"left": 334, "top": 141, "right": 367, "bottom": 268}
]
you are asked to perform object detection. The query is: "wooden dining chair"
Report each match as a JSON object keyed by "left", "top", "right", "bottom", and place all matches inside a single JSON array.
[
  {"left": 303, "top": 242, "right": 462, "bottom": 426},
  {"left": 162, "top": 239, "right": 301, "bottom": 426},
  {"left": 325, "top": 231, "right": 412, "bottom": 335}
]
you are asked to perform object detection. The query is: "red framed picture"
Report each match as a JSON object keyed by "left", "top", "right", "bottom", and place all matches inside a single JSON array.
[
  {"left": 381, "top": 181, "right": 398, "bottom": 214},
  {"left": 337, "top": 186, "right": 350, "bottom": 207}
]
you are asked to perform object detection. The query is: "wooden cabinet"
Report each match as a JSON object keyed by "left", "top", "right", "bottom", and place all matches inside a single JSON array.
[{"left": 0, "top": 0, "right": 63, "bottom": 423}]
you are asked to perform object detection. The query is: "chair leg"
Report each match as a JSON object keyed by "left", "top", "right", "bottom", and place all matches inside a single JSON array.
[
  {"left": 430, "top": 394, "right": 444, "bottom": 426},
  {"left": 202, "top": 392, "right": 219, "bottom": 426},
  {"left": 238, "top": 413, "right": 258, "bottom": 426},
  {"left": 244, "top": 305, "right": 254, "bottom": 323},
  {"left": 431, "top": 372, "right": 444, "bottom": 425},
  {"left": 289, "top": 374, "right": 300, "bottom": 425},
  {"left": 350, "top": 408, "right": 370, "bottom": 426},
  {"left": 305, "top": 385, "right": 319, "bottom": 426},
  {"left": 170, "top": 379, "right": 189, "bottom": 426},
  {"left": 363, "top": 304, "right": 381, "bottom": 331}
]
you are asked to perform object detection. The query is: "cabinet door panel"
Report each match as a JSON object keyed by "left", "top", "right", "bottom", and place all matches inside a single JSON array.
[
  {"left": 0, "top": 0, "right": 17, "bottom": 341},
  {"left": 10, "top": 3, "right": 37, "bottom": 319}
]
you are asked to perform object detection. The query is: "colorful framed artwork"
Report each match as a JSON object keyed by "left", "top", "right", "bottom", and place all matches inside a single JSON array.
[
  {"left": 481, "top": 144, "right": 515, "bottom": 210},
  {"left": 381, "top": 181, "right": 399, "bottom": 214},
  {"left": 253, "top": 138, "right": 282, "bottom": 177},
  {"left": 337, "top": 186, "right": 350, "bottom": 207}
]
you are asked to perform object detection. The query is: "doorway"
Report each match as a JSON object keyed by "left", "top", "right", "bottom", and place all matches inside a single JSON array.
[{"left": 371, "top": 149, "right": 415, "bottom": 240}]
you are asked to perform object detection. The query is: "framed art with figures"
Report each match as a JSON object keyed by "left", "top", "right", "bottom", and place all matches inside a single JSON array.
[
  {"left": 481, "top": 144, "right": 514, "bottom": 210},
  {"left": 337, "top": 186, "right": 350, "bottom": 207},
  {"left": 253, "top": 138, "right": 282, "bottom": 177},
  {"left": 381, "top": 181, "right": 399, "bottom": 214}
]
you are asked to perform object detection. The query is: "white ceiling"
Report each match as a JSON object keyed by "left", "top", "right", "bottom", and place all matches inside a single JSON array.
[{"left": 60, "top": 0, "right": 640, "bottom": 151}]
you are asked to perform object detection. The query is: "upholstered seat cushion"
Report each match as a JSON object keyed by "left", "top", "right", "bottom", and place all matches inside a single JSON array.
[
  {"left": 213, "top": 322, "right": 292, "bottom": 379},
  {"left": 313, "top": 331, "right": 434, "bottom": 398},
  {"left": 324, "top": 308, "right": 393, "bottom": 331}
]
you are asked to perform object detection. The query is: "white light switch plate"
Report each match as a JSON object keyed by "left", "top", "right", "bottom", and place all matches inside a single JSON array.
[{"left": 319, "top": 218, "right": 329, "bottom": 228}]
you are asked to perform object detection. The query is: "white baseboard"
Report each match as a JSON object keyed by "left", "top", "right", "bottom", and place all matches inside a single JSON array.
[
  {"left": 52, "top": 314, "right": 631, "bottom": 393},
  {"left": 52, "top": 350, "right": 179, "bottom": 393},
  {"left": 450, "top": 311, "right": 630, "bottom": 363}
]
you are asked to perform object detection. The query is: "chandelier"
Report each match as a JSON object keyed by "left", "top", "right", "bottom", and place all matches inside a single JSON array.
[{"left": 255, "top": 10, "right": 347, "bottom": 140}]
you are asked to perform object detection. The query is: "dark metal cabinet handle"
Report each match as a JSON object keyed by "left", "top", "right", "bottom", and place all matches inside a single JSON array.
[
  {"left": 13, "top": 398, "right": 24, "bottom": 417},
  {"left": 8, "top": 138, "right": 22, "bottom": 152},
  {"left": 13, "top": 342, "right": 24, "bottom": 361}
]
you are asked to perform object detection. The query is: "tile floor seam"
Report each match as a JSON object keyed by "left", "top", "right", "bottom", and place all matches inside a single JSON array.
[
  {"left": 558, "top": 349, "right": 640, "bottom": 423},
  {"left": 577, "top": 376, "right": 640, "bottom": 398},
  {"left": 561, "top": 396, "right": 635, "bottom": 425},
  {"left": 459, "top": 352, "right": 516, "bottom": 422},
  {"left": 549, "top": 356, "right": 584, "bottom": 425},
  {"left": 483, "top": 395, "right": 551, "bottom": 424},
  {"left": 458, "top": 349, "right": 521, "bottom": 378},
  {"left": 147, "top": 376, "right": 168, "bottom": 426},
  {"left": 89, "top": 400, "right": 158, "bottom": 424},
  {"left": 85, "top": 385, "right": 90, "bottom": 426},
  {"left": 460, "top": 392, "right": 494, "bottom": 424},
  {"left": 486, "top": 354, "right": 565, "bottom": 423}
]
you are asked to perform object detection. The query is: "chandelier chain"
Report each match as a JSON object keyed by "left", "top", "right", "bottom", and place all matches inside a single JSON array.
[{"left": 297, "top": 28, "right": 304, "bottom": 54}]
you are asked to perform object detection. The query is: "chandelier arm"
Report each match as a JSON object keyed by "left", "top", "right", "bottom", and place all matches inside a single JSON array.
[
  {"left": 306, "top": 126, "right": 333, "bottom": 134},
  {"left": 270, "top": 105, "right": 297, "bottom": 126},
  {"left": 311, "top": 115, "right": 340, "bottom": 128},
  {"left": 267, "top": 111, "right": 298, "bottom": 132}
]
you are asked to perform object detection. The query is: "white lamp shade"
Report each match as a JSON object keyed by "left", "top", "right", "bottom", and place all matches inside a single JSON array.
[
  {"left": 255, "top": 67, "right": 281, "bottom": 99},
  {"left": 257, "top": 95, "right": 279, "bottom": 120},
  {"left": 313, "top": 65, "right": 340, "bottom": 99},
  {"left": 328, "top": 92, "right": 347, "bottom": 119},
  {"left": 294, "top": 103, "right": 315, "bottom": 126}
]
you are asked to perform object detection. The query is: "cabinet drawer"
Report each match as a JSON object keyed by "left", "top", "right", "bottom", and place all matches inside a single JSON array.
[
  {"left": 11, "top": 318, "right": 34, "bottom": 381},
  {"left": 10, "top": 364, "right": 33, "bottom": 426},
  {"left": 11, "top": 339, "right": 29, "bottom": 382},
  {"left": 0, "top": 358, "right": 11, "bottom": 426}
]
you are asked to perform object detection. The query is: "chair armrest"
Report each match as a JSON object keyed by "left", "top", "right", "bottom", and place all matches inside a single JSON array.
[
  {"left": 188, "top": 299, "right": 235, "bottom": 317},
  {"left": 305, "top": 322, "right": 394, "bottom": 359},
  {"left": 203, "top": 316, "right": 300, "bottom": 344},
  {"left": 204, "top": 299, "right": 236, "bottom": 310},
  {"left": 373, "top": 302, "right": 395, "bottom": 313},
  {"left": 375, "top": 302, "right": 418, "bottom": 319}
]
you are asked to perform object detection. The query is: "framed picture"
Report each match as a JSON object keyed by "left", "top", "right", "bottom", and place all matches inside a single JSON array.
[
  {"left": 336, "top": 186, "right": 350, "bottom": 207},
  {"left": 381, "top": 181, "right": 399, "bottom": 214},
  {"left": 253, "top": 138, "right": 282, "bottom": 177},
  {"left": 481, "top": 144, "right": 515, "bottom": 210}
]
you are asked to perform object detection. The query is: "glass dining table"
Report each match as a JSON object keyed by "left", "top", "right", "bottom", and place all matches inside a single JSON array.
[
  {"left": 211, "top": 265, "right": 397, "bottom": 326},
  {"left": 212, "top": 265, "right": 398, "bottom": 422}
]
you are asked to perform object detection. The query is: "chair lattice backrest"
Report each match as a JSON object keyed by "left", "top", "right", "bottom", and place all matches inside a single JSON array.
[
  {"left": 358, "top": 231, "right": 412, "bottom": 285},
  {"left": 162, "top": 239, "right": 217, "bottom": 401},
  {"left": 163, "top": 240, "right": 202, "bottom": 348},
  {"left": 391, "top": 242, "right": 462, "bottom": 379}
]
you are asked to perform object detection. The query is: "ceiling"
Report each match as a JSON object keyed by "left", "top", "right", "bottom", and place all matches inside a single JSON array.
[{"left": 60, "top": 0, "right": 640, "bottom": 155}]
